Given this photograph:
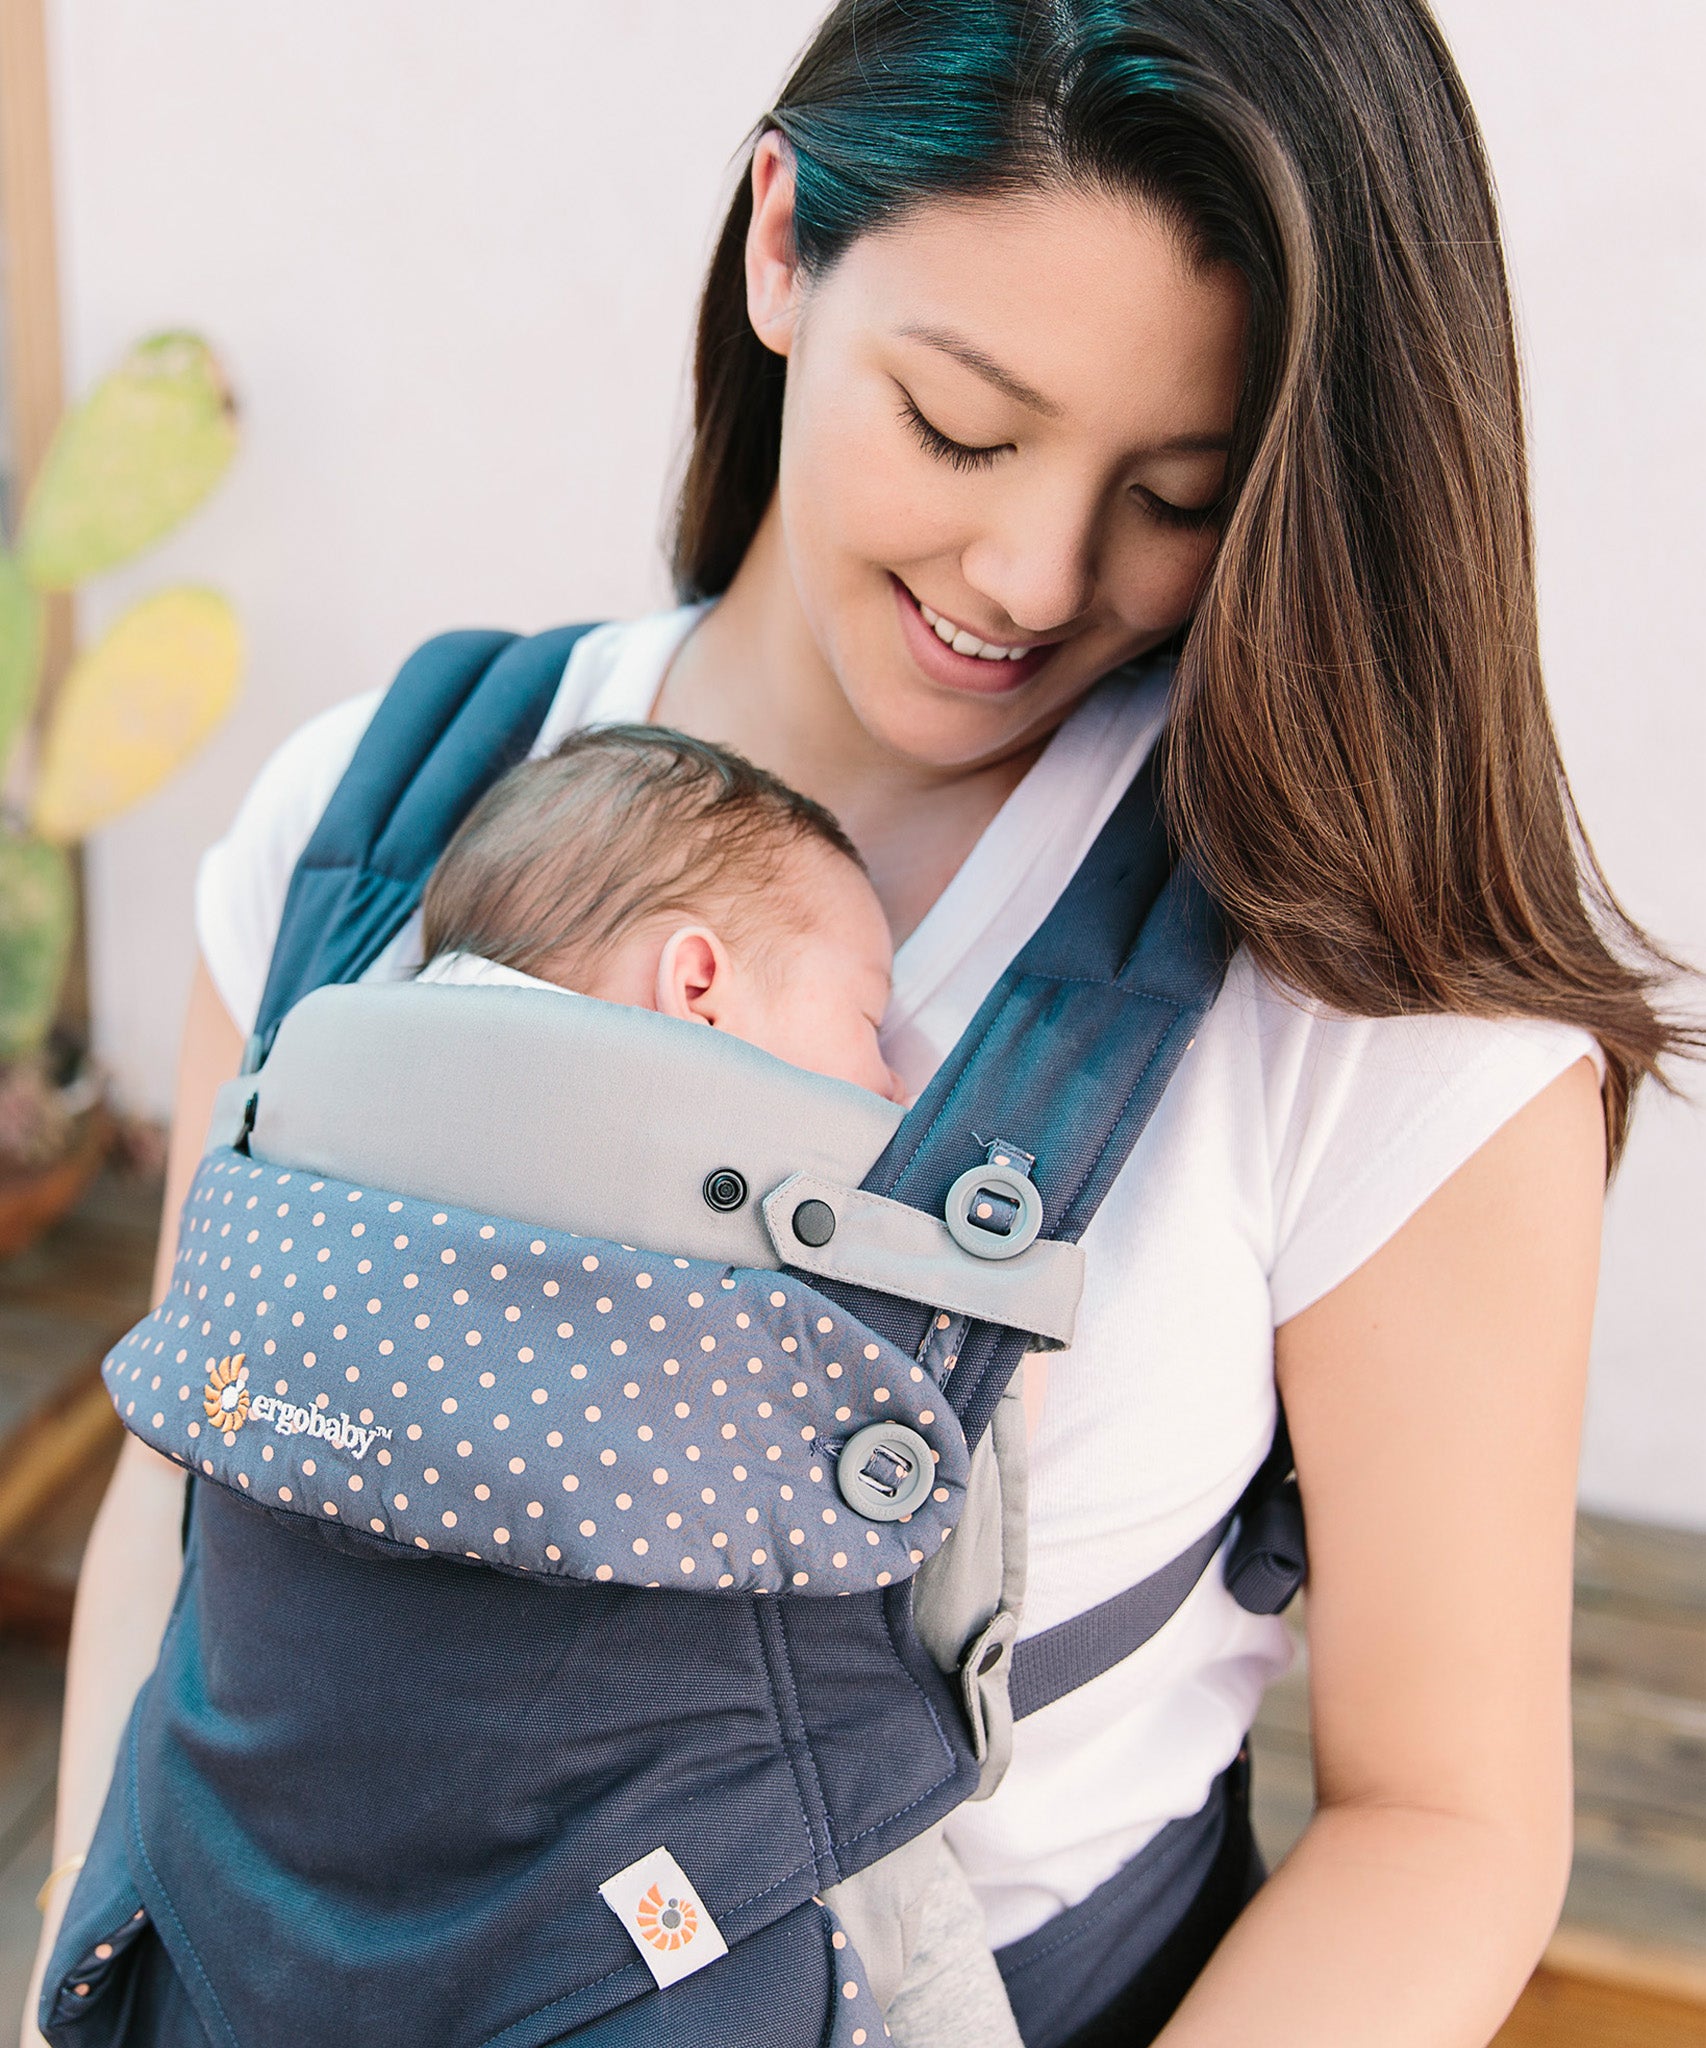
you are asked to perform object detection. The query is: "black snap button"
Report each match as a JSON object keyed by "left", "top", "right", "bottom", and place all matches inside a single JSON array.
[
  {"left": 977, "top": 1641, "right": 1005, "bottom": 1677},
  {"left": 702, "top": 1168, "right": 748, "bottom": 1213},
  {"left": 792, "top": 1198, "right": 837, "bottom": 1248}
]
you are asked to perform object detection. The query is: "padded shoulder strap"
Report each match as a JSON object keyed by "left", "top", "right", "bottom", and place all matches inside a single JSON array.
[
  {"left": 249, "top": 623, "right": 597, "bottom": 1064},
  {"left": 819, "top": 713, "right": 1233, "bottom": 1450}
]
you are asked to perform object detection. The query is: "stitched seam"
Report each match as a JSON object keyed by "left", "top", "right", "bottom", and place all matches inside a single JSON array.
[
  {"left": 754, "top": 1603, "right": 837, "bottom": 1879},
  {"left": 771, "top": 1607, "right": 838, "bottom": 1876},
  {"left": 123, "top": 1717, "right": 241, "bottom": 2048},
  {"left": 476, "top": 1959, "right": 645, "bottom": 2048},
  {"left": 781, "top": 1192, "right": 1079, "bottom": 1342},
  {"left": 881, "top": 973, "right": 1180, "bottom": 1239},
  {"left": 835, "top": 1594, "right": 964, "bottom": 1852},
  {"left": 478, "top": 1879, "right": 835, "bottom": 2048}
]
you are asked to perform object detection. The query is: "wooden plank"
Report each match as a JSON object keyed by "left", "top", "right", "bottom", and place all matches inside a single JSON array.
[
  {"left": 1577, "top": 1513, "right": 1706, "bottom": 1622},
  {"left": 0, "top": 1375, "right": 120, "bottom": 1552},
  {"left": 1572, "top": 1678, "right": 1706, "bottom": 1827},
  {"left": 1574, "top": 1600, "right": 1706, "bottom": 1705},
  {"left": 0, "top": 0, "right": 83, "bottom": 1028},
  {"left": 0, "top": 1643, "right": 58, "bottom": 2025},
  {"left": 0, "top": 0, "right": 64, "bottom": 498},
  {"left": 1544, "top": 1926, "right": 1706, "bottom": 2008},
  {"left": 1495, "top": 1965, "right": 1706, "bottom": 2047}
]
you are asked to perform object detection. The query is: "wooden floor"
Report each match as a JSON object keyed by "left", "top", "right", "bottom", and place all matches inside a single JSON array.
[{"left": 2, "top": 1172, "right": 1703, "bottom": 2042}]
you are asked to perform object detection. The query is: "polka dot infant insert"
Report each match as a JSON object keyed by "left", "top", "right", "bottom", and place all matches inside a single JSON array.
[{"left": 104, "top": 1147, "right": 970, "bottom": 1594}]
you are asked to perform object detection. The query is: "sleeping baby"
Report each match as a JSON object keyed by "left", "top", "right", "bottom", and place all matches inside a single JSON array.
[{"left": 416, "top": 722, "right": 1021, "bottom": 2048}]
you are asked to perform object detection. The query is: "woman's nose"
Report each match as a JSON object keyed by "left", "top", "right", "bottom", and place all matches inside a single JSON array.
[{"left": 960, "top": 490, "right": 1099, "bottom": 635}]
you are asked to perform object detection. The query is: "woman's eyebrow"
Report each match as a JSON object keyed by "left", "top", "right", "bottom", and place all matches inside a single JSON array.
[{"left": 897, "top": 322, "right": 1062, "bottom": 416}]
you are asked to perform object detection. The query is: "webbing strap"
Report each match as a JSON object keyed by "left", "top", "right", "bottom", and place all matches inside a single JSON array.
[
  {"left": 250, "top": 623, "right": 595, "bottom": 1061},
  {"left": 1008, "top": 1515, "right": 1233, "bottom": 1720}
]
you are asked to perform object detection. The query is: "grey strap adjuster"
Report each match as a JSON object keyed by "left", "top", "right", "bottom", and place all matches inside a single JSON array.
[{"left": 761, "top": 1171, "right": 1083, "bottom": 1348}]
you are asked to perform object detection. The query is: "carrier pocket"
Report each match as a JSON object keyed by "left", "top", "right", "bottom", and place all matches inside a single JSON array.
[
  {"left": 39, "top": 1876, "right": 211, "bottom": 2048},
  {"left": 40, "top": 1875, "right": 147, "bottom": 2044}
]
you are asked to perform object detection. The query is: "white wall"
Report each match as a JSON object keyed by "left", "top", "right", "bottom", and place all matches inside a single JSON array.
[{"left": 48, "top": 2, "right": 1704, "bottom": 1526}]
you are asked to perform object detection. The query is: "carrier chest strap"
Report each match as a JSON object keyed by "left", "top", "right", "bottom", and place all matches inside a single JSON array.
[
  {"left": 1008, "top": 1515, "right": 1233, "bottom": 1720},
  {"left": 1008, "top": 1418, "right": 1308, "bottom": 1717}
]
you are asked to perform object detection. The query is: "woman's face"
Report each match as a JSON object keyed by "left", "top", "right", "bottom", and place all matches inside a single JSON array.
[{"left": 748, "top": 142, "right": 1248, "bottom": 771}]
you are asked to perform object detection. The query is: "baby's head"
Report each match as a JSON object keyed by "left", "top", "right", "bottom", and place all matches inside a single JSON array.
[{"left": 420, "top": 726, "right": 902, "bottom": 1102}]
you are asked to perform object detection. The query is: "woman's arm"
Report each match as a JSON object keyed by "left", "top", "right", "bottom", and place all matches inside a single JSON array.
[
  {"left": 21, "top": 962, "right": 243, "bottom": 2047},
  {"left": 1158, "top": 1054, "right": 1604, "bottom": 2048}
]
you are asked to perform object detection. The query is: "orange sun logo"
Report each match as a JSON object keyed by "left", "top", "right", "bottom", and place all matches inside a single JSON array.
[
  {"left": 203, "top": 1353, "right": 250, "bottom": 1433},
  {"left": 634, "top": 1882, "right": 699, "bottom": 1953}
]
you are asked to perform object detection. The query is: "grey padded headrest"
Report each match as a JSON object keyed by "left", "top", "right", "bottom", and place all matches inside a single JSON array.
[{"left": 210, "top": 982, "right": 904, "bottom": 1270}]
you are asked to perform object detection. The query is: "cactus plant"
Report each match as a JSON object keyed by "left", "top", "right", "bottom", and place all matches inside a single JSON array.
[
  {"left": 0, "top": 550, "right": 44, "bottom": 772},
  {"left": 0, "top": 330, "right": 242, "bottom": 1181},
  {"left": 0, "top": 833, "right": 74, "bottom": 1060},
  {"left": 17, "top": 333, "right": 238, "bottom": 590}
]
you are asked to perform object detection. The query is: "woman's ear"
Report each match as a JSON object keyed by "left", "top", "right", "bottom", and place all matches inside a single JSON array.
[
  {"left": 655, "top": 925, "right": 733, "bottom": 1027},
  {"left": 745, "top": 130, "right": 802, "bottom": 358}
]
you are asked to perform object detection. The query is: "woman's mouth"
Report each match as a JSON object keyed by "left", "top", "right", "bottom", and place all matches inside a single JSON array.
[{"left": 891, "top": 577, "right": 1055, "bottom": 695}]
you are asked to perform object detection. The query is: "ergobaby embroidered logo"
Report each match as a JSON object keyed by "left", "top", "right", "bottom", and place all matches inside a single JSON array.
[
  {"left": 635, "top": 1883, "right": 698, "bottom": 1953},
  {"left": 599, "top": 1846, "right": 729, "bottom": 1989},
  {"left": 244, "top": 1393, "right": 392, "bottom": 1461},
  {"left": 203, "top": 1354, "right": 250, "bottom": 1431}
]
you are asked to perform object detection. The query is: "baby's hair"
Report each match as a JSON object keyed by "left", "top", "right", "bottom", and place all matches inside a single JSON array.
[{"left": 420, "top": 724, "right": 863, "bottom": 986}]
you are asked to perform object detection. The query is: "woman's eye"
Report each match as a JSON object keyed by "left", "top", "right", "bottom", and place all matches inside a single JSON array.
[
  {"left": 1134, "top": 484, "right": 1222, "bottom": 533},
  {"left": 898, "top": 394, "right": 1007, "bottom": 473}
]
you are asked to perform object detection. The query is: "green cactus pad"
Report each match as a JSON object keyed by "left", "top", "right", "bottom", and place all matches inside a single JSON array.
[
  {"left": 33, "top": 586, "right": 243, "bottom": 843},
  {"left": 17, "top": 333, "right": 238, "bottom": 590},
  {"left": 0, "top": 548, "right": 44, "bottom": 775},
  {"left": 0, "top": 832, "right": 74, "bottom": 1061}
]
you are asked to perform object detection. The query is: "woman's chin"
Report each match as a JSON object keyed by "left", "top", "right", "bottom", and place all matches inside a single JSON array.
[{"left": 840, "top": 674, "right": 1074, "bottom": 776}]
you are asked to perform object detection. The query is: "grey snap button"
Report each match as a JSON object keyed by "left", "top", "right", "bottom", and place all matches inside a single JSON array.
[
  {"left": 837, "top": 1422, "right": 935, "bottom": 1522},
  {"left": 944, "top": 1161, "right": 1043, "bottom": 1260},
  {"left": 702, "top": 1168, "right": 748, "bottom": 1212},
  {"left": 792, "top": 1198, "right": 837, "bottom": 1248}
]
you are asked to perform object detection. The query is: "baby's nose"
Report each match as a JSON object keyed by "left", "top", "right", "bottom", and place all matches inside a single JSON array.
[{"left": 882, "top": 1063, "right": 910, "bottom": 1107}]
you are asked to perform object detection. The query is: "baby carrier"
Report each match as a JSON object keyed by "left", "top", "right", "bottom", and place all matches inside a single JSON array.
[{"left": 42, "top": 626, "right": 1304, "bottom": 2048}]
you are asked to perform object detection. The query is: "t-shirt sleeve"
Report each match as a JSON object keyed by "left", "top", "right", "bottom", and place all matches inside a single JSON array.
[
  {"left": 1266, "top": 1005, "right": 1603, "bottom": 1325},
  {"left": 195, "top": 690, "right": 384, "bottom": 1035}
]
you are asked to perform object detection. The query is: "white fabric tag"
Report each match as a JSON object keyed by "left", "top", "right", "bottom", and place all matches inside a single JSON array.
[{"left": 599, "top": 1845, "right": 730, "bottom": 1989}]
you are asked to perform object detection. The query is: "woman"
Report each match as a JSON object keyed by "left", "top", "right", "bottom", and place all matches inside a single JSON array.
[{"left": 27, "top": 2, "right": 1685, "bottom": 2043}]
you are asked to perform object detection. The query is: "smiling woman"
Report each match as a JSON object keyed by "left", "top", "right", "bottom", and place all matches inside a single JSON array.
[
  {"left": 661, "top": 177, "right": 1245, "bottom": 934},
  {"left": 24, "top": 5, "right": 1695, "bottom": 2048}
]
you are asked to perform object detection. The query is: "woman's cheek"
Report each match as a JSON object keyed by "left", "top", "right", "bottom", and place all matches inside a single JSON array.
[{"left": 1116, "top": 523, "right": 1220, "bottom": 639}]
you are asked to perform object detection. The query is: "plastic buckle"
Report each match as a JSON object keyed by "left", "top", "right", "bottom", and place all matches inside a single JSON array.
[{"left": 943, "top": 1138, "right": 1043, "bottom": 1261}]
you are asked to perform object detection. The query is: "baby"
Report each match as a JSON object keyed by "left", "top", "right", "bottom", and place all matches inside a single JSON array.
[{"left": 417, "top": 724, "right": 1021, "bottom": 2048}]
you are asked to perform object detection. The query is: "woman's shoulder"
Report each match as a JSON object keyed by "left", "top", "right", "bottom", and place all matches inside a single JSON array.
[
  {"left": 194, "top": 609, "right": 694, "bottom": 1035},
  {"left": 1207, "top": 951, "right": 1600, "bottom": 1321},
  {"left": 196, "top": 688, "right": 388, "bottom": 1032}
]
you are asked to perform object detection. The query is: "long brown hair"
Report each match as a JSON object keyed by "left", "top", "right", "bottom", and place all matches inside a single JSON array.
[{"left": 673, "top": 0, "right": 1690, "bottom": 1160}]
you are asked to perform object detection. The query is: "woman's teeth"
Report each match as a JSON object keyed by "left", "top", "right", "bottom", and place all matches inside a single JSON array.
[{"left": 916, "top": 598, "right": 1031, "bottom": 662}]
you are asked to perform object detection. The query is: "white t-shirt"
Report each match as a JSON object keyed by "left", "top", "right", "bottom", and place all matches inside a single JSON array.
[{"left": 197, "top": 606, "right": 1597, "bottom": 1947}]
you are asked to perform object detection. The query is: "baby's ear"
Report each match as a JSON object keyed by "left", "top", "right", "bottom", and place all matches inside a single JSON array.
[{"left": 654, "top": 925, "right": 730, "bottom": 1026}]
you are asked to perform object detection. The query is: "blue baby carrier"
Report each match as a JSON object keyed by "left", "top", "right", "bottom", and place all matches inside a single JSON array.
[{"left": 43, "top": 626, "right": 1303, "bottom": 2048}]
